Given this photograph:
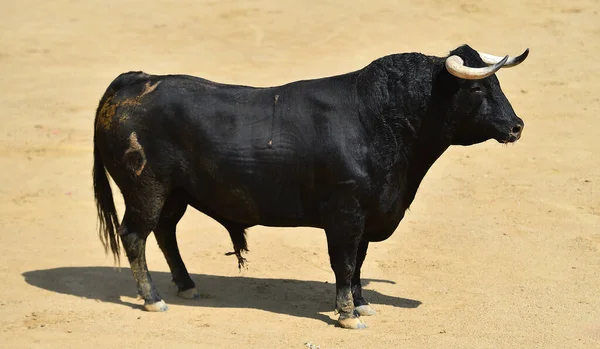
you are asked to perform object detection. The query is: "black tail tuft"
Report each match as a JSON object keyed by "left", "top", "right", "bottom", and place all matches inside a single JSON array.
[{"left": 225, "top": 228, "right": 249, "bottom": 270}]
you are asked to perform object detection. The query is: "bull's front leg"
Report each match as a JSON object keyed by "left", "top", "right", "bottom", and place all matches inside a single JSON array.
[
  {"left": 325, "top": 209, "right": 367, "bottom": 329},
  {"left": 352, "top": 239, "right": 376, "bottom": 316}
]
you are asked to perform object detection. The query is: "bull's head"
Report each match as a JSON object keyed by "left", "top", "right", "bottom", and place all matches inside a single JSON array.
[{"left": 440, "top": 45, "right": 528, "bottom": 146}]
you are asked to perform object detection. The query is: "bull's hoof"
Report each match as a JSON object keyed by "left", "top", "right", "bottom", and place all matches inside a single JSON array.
[
  {"left": 178, "top": 287, "right": 200, "bottom": 299},
  {"left": 355, "top": 304, "right": 376, "bottom": 316},
  {"left": 337, "top": 314, "right": 367, "bottom": 329},
  {"left": 143, "top": 300, "right": 168, "bottom": 312}
]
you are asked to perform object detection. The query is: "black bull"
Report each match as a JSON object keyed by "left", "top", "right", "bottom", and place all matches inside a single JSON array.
[{"left": 93, "top": 44, "right": 528, "bottom": 329}]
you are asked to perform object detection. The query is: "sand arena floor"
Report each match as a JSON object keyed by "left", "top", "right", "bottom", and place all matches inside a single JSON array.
[{"left": 1, "top": 0, "right": 598, "bottom": 348}]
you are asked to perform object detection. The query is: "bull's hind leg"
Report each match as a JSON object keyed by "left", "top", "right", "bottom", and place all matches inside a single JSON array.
[
  {"left": 154, "top": 193, "right": 199, "bottom": 299},
  {"left": 119, "top": 191, "right": 168, "bottom": 312},
  {"left": 352, "top": 239, "right": 376, "bottom": 316}
]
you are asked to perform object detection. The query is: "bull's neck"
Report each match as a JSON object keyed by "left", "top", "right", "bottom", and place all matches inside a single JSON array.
[
  {"left": 395, "top": 70, "right": 451, "bottom": 207},
  {"left": 402, "top": 133, "right": 450, "bottom": 207},
  {"left": 358, "top": 54, "right": 451, "bottom": 208}
]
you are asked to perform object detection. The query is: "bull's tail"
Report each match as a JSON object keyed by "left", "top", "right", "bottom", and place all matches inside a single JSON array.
[
  {"left": 93, "top": 84, "right": 123, "bottom": 265},
  {"left": 93, "top": 142, "right": 121, "bottom": 264}
]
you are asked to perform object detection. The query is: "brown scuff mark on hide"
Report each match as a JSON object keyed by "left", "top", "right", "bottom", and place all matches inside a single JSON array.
[
  {"left": 96, "top": 81, "right": 161, "bottom": 130},
  {"left": 124, "top": 132, "right": 147, "bottom": 176},
  {"left": 120, "top": 81, "right": 161, "bottom": 107},
  {"left": 140, "top": 81, "right": 160, "bottom": 98},
  {"left": 96, "top": 94, "right": 117, "bottom": 131},
  {"left": 119, "top": 98, "right": 140, "bottom": 107},
  {"left": 118, "top": 112, "right": 129, "bottom": 124}
]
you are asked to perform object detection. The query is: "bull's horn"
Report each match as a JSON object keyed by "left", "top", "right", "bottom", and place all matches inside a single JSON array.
[
  {"left": 479, "top": 48, "right": 529, "bottom": 68},
  {"left": 445, "top": 55, "right": 508, "bottom": 80}
]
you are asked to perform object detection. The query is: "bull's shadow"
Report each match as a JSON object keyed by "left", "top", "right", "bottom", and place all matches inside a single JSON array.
[{"left": 22, "top": 267, "right": 421, "bottom": 325}]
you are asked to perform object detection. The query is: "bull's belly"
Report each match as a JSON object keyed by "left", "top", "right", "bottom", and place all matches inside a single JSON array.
[{"left": 184, "top": 177, "right": 320, "bottom": 228}]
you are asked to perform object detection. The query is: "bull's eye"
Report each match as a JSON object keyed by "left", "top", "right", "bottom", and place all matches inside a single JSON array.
[{"left": 468, "top": 85, "right": 485, "bottom": 111}]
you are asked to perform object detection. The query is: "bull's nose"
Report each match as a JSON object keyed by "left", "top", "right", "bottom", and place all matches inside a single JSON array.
[
  {"left": 511, "top": 123, "right": 523, "bottom": 135},
  {"left": 509, "top": 120, "right": 524, "bottom": 139}
]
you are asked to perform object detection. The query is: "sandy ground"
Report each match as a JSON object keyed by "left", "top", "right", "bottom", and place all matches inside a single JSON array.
[{"left": 0, "top": 0, "right": 599, "bottom": 348}]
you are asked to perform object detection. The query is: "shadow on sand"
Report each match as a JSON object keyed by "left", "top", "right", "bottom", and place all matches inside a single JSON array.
[{"left": 22, "top": 267, "right": 421, "bottom": 325}]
